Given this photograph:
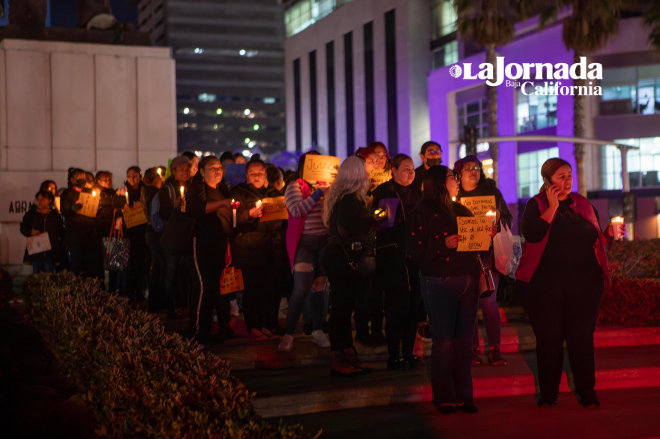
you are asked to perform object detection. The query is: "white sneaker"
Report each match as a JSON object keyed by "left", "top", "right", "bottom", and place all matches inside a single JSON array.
[
  {"left": 278, "top": 334, "right": 294, "bottom": 352},
  {"left": 312, "top": 330, "right": 330, "bottom": 348},
  {"left": 230, "top": 300, "right": 240, "bottom": 317}
]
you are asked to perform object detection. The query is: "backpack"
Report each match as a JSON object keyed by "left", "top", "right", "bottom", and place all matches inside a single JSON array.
[{"left": 150, "top": 184, "right": 175, "bottom": 233}]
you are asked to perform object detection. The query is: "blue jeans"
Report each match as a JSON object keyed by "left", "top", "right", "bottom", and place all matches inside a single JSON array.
[
  {"left": 473, "top": 271, "right": 501, "bottom": 350},
  {"left": 32, "top": 258, "right": 55, "bottom": 274},
  {"left": 285, "top": 234, "right": 328, "bottom": 335},
  {"left": 420, "top": 274, "right": 479, "bottom": 406}
]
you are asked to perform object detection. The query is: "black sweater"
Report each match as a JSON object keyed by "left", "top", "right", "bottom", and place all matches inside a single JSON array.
[
  {"left": 96, "top": 188, "right": 122, "bottom": 237},
  {"left": 371, "top": 179, "right": 422, "bottom": 251},
  {"left": 230, "top": 183, "right": 273, "bottom": 267},
  {"left": 520, "top": 196, "right": 602, "bottom": 281},
  {"left": 406, "top": 200, "right": 483, "bottom": 277},
  {"left": 186, "top": 172, "right": 232, "bottom": 251},
  {"left": 20, "top": 209, "right": 65, "bottom": 262},
  {"left": 328, "top": 192, "right": 376, "bottom": 252},
  {"left": 60, "top": 187, "right": 97, "bottom": 245}
]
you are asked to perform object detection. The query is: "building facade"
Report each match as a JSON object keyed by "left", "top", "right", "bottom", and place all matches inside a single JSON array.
[
  {"left": 137, "top": 0, "right": 286, "bottom": 156},
  {"left": 285, "top": 0, "right": 660, "bottom": 238}
]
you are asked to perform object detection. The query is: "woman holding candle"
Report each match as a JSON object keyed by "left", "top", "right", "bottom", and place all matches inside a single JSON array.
[
  {"left": 158, "top": 155, "right": 192, "bottom": 315},
  {"left": 406, "top": 165, "right": 497, "bottom": 414},
  {"left": 185, "top": 156, "right": 234, "bottom": 344},
  {"left": 517, "top": 158, "right": 617, "bottom": 408},
  {"left": 142, "top": 168, "right": 167, "bottom": 312},
  {"left": 371, "top": 154, "right": 423, "bottom": 370},
  {"left": 231, "top": 157, "right": 279, "bottom": 340},
  {"left": 454, "top": 155, "right": 513, "bottom": 366}
]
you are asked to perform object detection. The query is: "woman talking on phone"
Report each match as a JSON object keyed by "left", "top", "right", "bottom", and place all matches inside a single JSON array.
[{"left": 517, "top": 158, "right": 617, "bottom": 408}]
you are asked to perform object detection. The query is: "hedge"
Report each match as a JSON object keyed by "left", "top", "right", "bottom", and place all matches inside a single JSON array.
[
  {"left": 598, "top": 276, "right": 660, "bottom": 327},
  {"left": 24, "top": 272, "right": 319, "bottom": 439},
  {"left": 607, "top": 239, "right": 660, "bottom": 278}
]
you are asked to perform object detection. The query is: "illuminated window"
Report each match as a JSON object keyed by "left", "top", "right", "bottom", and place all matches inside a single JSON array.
[
  {"left": 516, "top": 85, "right": 558, "bottom": 133},
  {"left": 517, "top": 147, "right": 560, "bottom": 199},
  {"left": 602, "top": 138, "right": 660, "bottom": 189}
]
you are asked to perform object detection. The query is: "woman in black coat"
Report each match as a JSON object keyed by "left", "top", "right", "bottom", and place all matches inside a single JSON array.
[
  {"left": 121, "top": 166, "right": 148, "bottom": 300},
  {"left": 185, "top": 156, "right": 233, "bottom": 345},
  {"left": 371, "top": 154, "right": 422, "bottom": 371},
  {"left": 20, "top": 190, "right": 65, "bottom": 273}
]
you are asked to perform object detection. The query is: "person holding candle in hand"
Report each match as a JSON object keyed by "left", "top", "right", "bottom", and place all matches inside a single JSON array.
[
  {"left": 158, "top": 155, "right": 192, "bottom": 317},
  {"left": 185, "top": 156, "right": 234, "bottom": 344},
  {"left": 517, "top": 158, "right": 618, "bottom": 409},
  {"left": 406, "top": 165, "right": 497, "bottom": 415},
  {"left": 454, "top": 155, "right": 513, "bottom": 366},
  {"left": 231, "top": 157, "right": 279, "bottom": 340}
]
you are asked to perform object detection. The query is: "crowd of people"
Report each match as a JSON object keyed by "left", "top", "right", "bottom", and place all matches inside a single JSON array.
[{"left": 20, "top": 142, "right": 619, "bottom": 413}]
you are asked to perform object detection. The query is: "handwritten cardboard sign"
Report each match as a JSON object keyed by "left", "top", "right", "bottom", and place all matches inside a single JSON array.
[
  {"left": 260, "top": 196, "right": 288, "bottom": 222},
  {"left": 459, "top": 196, "right": 496, "bottom": 217},
  {"left": 370, "top": 169, "right": 392, "bottom": 191},
  {"left": 26, "top": 233, "right": 51, "bottom": 255},
  {"left": 123, "top": 204, "right": 149, "bottom": 228},
  {"left": 220, "top": 267, "right": 244, "bottom": 295},
  {"left": 224, "top": 163, "right": 247, "bottom": 187},
  {"left": 77, "top": 192, "right": 100, "bottom": 218},
  {"left": 457, "top": 216, "right": 491, "bottom": 252},
  {"left": 302, "top": 155, "right": 340, "bottom": 183}
]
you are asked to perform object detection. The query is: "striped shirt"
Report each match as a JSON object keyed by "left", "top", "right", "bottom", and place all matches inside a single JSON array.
[{"left": 285, "top": 181, "right": 327, "bottom": 236}]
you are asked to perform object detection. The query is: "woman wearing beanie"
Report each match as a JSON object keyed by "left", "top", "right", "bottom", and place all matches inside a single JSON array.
[
  {"left": 517, "top": 158, "right": 617, "bottom": 408},
  {"left": 454, "top": 155, "right": 513, "bottom": 366},
  {"left": 407, "top": 165, "right": 496, "bottom": 415}
]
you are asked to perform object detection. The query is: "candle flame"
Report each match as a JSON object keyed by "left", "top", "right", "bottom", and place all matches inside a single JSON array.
[
  {"left": 157, "top": 168, "right": 162, "bottom": 175},
  {"left": 92, "top": 191, "right": 96, "bottom": 197}
]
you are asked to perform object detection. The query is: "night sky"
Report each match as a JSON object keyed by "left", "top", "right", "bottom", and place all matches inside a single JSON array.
[{"left": 51, "top": 0, "right": 138, "bottom": 29}]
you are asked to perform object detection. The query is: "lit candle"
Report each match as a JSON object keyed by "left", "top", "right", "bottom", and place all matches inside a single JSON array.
[
  {"left": 157, "top": 168, "right": 162, "bottom": 176},
  {"left": 485, "top": 210, "right": 497, "bottom": 226},
  {"left": 92, "top": 190, "right": 96, "bottom": 197},
  {"left": 612, "top": 216, "right": 624, "bottom": 240},
  {"left": 125, "top": 191, "right": 129, "bottom": 204},
  {"left": 232, "top": 199, "right": 237, "bottom": 227},
  {"left": 452, "top": 197, "right": 456, "bottom": 202},
  {"left": 255, "top": 200, "right": 262, "bottom": 209},
  {"left": 180, "top": 186, "right": 185, "bottom": 198}
]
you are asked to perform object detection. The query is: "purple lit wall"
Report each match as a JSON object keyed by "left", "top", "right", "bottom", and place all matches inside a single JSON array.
[{"left": 428, "top": 22, "right": 577, "bottom": 204}]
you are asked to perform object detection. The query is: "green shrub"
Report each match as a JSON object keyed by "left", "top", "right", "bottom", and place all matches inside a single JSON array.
[
  {"left": 607, "top": 239, "right": 660, "bottom": 278},
  {"left": 598, "top": 276, "right": 660, "bottom": 327},
  {"left": 25, "top": 272, "right": 319, "bottom": 439}
]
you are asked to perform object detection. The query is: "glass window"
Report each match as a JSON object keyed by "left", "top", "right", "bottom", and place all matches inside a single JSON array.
[
  {"left": 285, "top": 0, "right": 338, "bottom": 37},
  {"left": 457, "top": 97, "right": 488, "bottom": 142},
  {"left": 603, "top": 138, "right": 660, "bottom": 189},
  {"left": 600, "top": 65, "right": 660, "bottom": 115},
  {"left": 517, "top": 147, "right": 560, "bottom": 199},
  {"left": 516, "top": 85, "right": 558, "bottom": 133},
  {"left": 431, "top": 0, "right": 457, "bottom": 40},
  {"left": 432, "top": 40, "right": 458, "bottom": 69}
]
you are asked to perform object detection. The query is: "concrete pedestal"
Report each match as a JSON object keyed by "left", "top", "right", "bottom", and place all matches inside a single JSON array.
[{"left": 0, "top": 38, "right": 177, "bottom": 268}]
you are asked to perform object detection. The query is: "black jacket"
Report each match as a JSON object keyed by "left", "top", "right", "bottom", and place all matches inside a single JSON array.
[
  {"left": 230, "top": 182, "right": 273, "bottom": 267},
  {"left": 20, "top": 208, "right": 65, "bottom": 262},
  {"left": 328, "top": 192, "right": 376, "bottom": 253},
  {"left": 264, "top": 186, "right": 287, "bottom": 253},
  {"left": 371, "top": 179, "right": 422, "bottom": 252},
  {"left": 186, "top": 172, "right": 231, "bottom": 253},
  {"left": 158, "top": 177, "right": 187, "bottom": 221},
  {"left": 406, "top": 200, "right": 485, "bottom": 278},
  {"left": 96, "top": 188, "right": 122, "bottom": 238},
  {"left": 412, "top": 165, "right": 428, "bottom": 191},
  {"left": 60, "top": 187, "right": 97, "bottom": 245}
]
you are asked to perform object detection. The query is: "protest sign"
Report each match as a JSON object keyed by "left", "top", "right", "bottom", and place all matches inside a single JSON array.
[
  {"left": 457, "top": 216, "right": 491, "bottom": 252},
  {"left": 459, "top": 196, "right": 496, "bottom": 217},
  {"left": 260, "top": 196, "right": 288, "bottom": 222},
  {"left": 376, "top": 198, "right": 399, "bottom": 229},
  {"left": 224, "top": 163, "right": 247, "bottom": 187},
  {"left": 220, "top": 267, "right": 244, "bottom": 295},
  {"left": 302, "top": 155, "right": 340, "bottom": 183},
  {"left": 370, "top": 169, "right": 392, "bottom": 191},
  {"left": 123, "top": 204, "right": 149, "bottom": 228},
  {"left": 26, "top": 233, "right": 51, "bottom": 255},
  {"left": 77, "top": 192, "right": 100, "bottom": 218}
]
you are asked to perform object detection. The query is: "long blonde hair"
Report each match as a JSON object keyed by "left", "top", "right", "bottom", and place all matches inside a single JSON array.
[{"left": 322, "top": 156, "right": 370, "bottom": 227}]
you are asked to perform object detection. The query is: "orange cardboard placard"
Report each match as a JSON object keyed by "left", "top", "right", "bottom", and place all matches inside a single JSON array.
[{"left": 220, "top": 267, "right": 244, "bottom": 295}]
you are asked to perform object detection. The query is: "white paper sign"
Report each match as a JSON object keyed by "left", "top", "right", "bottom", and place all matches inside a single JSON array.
[{"left": 26, "top": 233, "right": 52, "bottom": 255}]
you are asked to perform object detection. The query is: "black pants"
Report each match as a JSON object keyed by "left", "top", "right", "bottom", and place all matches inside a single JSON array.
[
  {"left": 354, "top": 270, "right": 383, "bottom": 335},
  {"left": 378, "top": 248, "right": 421, "bottom": 358},
  {"left": 188, "top": 237, "right": 230, "bottom": 337},
  {"left": 146, "top": 230, "right": 168, "bottom": 312},
  {"left": 240, "top": 263, "right": 278, "bottom": 331},
  {"left": 69, "top": 237, "right": 104, "bottom": 281},
  {"left": 519, "top": 270, "right": 604, "bottom": 401},
  {"left": 322, "top": 243, "right": 368, "bottom": 351}
]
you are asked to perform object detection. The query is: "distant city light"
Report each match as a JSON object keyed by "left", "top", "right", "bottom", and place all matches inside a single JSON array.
[
  {"left": 253, "top": 124, "right": 259, "bottom": 130},
  {"left": 198, "top": 93, "right": 216, "bottom": 102},
  {"left": 249, "top": 141, "right": 256, "bottom": 148},
  {"left": 242, "top": 150, "right": 250, "bottom": 157},
  {"left": 239, "top": 49, "right": 246, "bottom": 56},
  {"left": 244, "top": 109, "right": 250, "bottom": 115},
  {"left": 263, "top": 97, "right": 276, "bottom": 104},
  {"left": 216, "top": 108, "right": 223, "bottom": 115},
  {"left": 245, "top": 138, "right": 250, "bottom": 144},
  {"left": 183, "top": 108, "right": 190, "bottom": 114},
  {"left": 194, "top": 48, "right": 204, "bottom": 54},
  {"left": 213, "top": 124, "right": 218, "bottom": 129}
]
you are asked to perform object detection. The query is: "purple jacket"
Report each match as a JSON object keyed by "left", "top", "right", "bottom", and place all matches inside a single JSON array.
[{"left": 516, "top": 192, "right": 610, "bottom": 283}]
